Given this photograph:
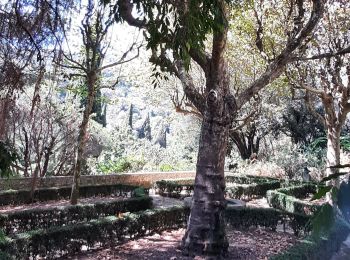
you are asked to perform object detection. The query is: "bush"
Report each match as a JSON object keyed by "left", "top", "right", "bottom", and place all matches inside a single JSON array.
[
  {"left": 225, "top": 207, "right": 310, "bottom": 235},
  {"left": 155, "top": 175, "right": 282, "bottom": 199},
  {"left": 0, "top": 206, "right": 190, "bottom": 259},
  {"left": 159, "top": 164, "right": 174, "bottom": 172},
  {"left": 270, "top": 217, "right": 350, "bottom": 260},
  {"left": 97, "top": 157, "right": 133, "bottom": 174},
  {"left": 155, "top": 179, "right": 194, "bottom": 198},
  {"left": 226, "top": 180, "right": 280, "bottom": 200},
  {"left": 267, "top": 184, "right": 322, "bottom": 216},
  {"left": 0, "top": 196, "right": 153, "bottom": 235},
  {"left": 0, "top": 205, "right": 315, "bottom": 259},
  {"left": 0, "top": 184, "right": 148, "bottom": 206}
]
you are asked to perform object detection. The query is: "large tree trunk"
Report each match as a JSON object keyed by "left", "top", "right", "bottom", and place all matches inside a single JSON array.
[
  {"left": 71, "top": 74, "right": 96, "bottom": 205},
  {"left": 182, "top": 57, "right": 234, "bottom": 257},
  {"left": 182, "top": 115, "right": 230, "bottom": 257}
]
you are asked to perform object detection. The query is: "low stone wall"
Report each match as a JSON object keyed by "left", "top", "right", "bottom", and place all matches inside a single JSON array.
[{"left": 0, "top": 171, "right": 196, "bottom": 190}]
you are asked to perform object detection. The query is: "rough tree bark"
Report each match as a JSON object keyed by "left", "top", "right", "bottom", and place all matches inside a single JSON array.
[
  {"left": 323, "top": 94, "right": 343, "bottom": 182},
  {"left": 181, "top": 63, "right": 235, "bottom": 256}
]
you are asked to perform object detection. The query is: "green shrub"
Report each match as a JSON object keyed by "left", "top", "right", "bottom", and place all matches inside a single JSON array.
[
  {"left": 159, "top": 164, "right": 174, "bottom": 172},
  {"left": 97, "top": 157, "right": 132, "bottom": 174},
  {"left": 0, "top": 206, "right": 189, "bottom": 259},
  {"left": 270, "top": 217, "right": 350, "bottom": 260},
  {"left": 225, "top": 207, "right": 310, "bottom": 236},
  {"left": 0, "top": 184, "right": 148, "bottom": 206},
  {"left": 226, "top": 180, "right": 280, "bottom": 199},
  {"left": 97, "top": 157, "right": 146, "bottom": 174},
  {"left": 0, "top": 142, "right": 17, "bottom": 178},
  {"left": 267, "top": 184, "right": 322, "bottom": 216},
  {"left": 155, "top": 175, "right": 282, "bottom": 199},
  {"left": 0, "top": 196, "right": 153, "bottom": 235},
  {"left": 155, "top": 179, "right": 194, "bottom": 198}
]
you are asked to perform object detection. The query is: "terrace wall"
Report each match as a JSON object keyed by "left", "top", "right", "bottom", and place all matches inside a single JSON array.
[{"left": 0, "top": 171, "right": 196, "bottom": 190}]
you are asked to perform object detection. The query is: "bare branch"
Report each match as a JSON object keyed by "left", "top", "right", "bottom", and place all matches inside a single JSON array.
[
  {"left": 98, "top": 43, "right": 142, "bottom": 72},
  {"left": 296, "top": 81, "right": 324, "bottom": 95},
  {"left": 291, "top": 45, "right": 350, "bottom": 61},
  {"left": 230, "top": 109, "right": 258, "bottom": 132}
]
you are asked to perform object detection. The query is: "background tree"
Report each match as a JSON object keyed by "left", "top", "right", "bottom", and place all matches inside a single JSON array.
[
  {"left": 60, "top": 0, "right": 140, "bottom": 204},
  {"left": 287, "top": 1, "right": 350, "bottom": 180}
]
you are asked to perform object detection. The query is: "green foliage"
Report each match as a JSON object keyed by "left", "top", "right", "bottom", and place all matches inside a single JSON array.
[
  {"left": 225, "top": 207, "right": 310, "bottom": 235},
  {"left": 226, "top": 179, "right": 280, "bottom": 200},
  {"left": 310, "top": 204, "right": 335, "bottom": 238},
  {"left": 0, "top": 196, "right": 152, "bottom": 235},
  {"left": 0, "top": 184, "right": 146, "bottom": 206},
  {"left": 155, "top": 179, "right": 194, "bottom": 198},
  {"left": 97, "top": 157, "right": 144, "bottom": 174},
  {"left": 0, "top": 229, "right": 6, "bottom": 243},
  {"left": 311, "top": 185, "right": 332, "bottom": 201},
  {"left": 159, "top": 164, "right": 174, "bottom": 172},
  {"left": 155, "top": 175, "right": 281, "bottom": 199},
  {"left": 133, "top": 187, "right": 146, "bottom": 197},
  {"left": 340, "top": 136, "right": 350, "bottom": 151},
  {"left": 0, "top": 204, "right": 315, "bottom": 258},
  {"left": 110, "top": 0, "right": 241, "bottom": 83},
  {"left": 267, "top": 184, "right": 323, "bottom": 216},
  {"left": 0, "top": 142, "right": 17, "bottom": 178},
  {"left": 0, "top": 206, "right": 189, "bottom": 259},
  {"left": 310, "top": 135, "right": 350, "bottom": 152},
  {"left": 270, "top": 217, "right": 350, "bottom": 260}
]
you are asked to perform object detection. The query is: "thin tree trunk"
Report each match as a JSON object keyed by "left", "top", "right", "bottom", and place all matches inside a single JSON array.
[
  {"left": 71, "top": 74, "right": 96, "bottom": 205},
  {"left": 325, "top": 127, "right": 341, "bottom": 181},
  {"left": 41, "top": 136, "right": 56, "bottom": 177},
  {"left": 30, "top": 165, "right": 40, "bottom": 202},
  {"left": 22, "top": 127, "right": 30, "bottom": 177}
]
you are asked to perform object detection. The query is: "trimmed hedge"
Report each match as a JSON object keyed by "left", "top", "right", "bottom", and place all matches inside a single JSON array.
[
  {"left": 226, "top": 181, "right": 280, "bottom": 200},
  {"left": 155, "top": 175, "right": 281, "bottom": 199},
  {"left": 270, "top": 217, "right": 350, "bottom": 260},
  {"left": 0, "top": 184, "right": 148, "bottom": 206},
  {"left": 225, "top": 207, "right": 310, "bottom": 236},
  {"left": 0, "top": 205, "right": 313, "bottom": 259},
  {"left": 267, "top": 184, "right": 322, "bottom": 216},
  {"left": 155, "top": 179, "right": 194, "bottom": 198},
  {"left": 0, "top": 196, "right": 153, "bottom": 235},
  {"left": 0, "top": 206, "right": 189, "bottom": 259}
]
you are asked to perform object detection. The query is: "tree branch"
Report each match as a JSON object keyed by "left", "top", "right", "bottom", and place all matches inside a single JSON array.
[
  {"left": 117, "top": 0, "right": 146, "bottom": 28},
  {"left": 237, "top": 0, "right": 325, "bottom": 109},
  {"left": 98, "top": 43, "right": 142, "bottom": 72},
  {"left": 291, "top": 45, "right": 350, "bottom": 61},
  {"left": 304, "top": 91, "right": 326, "bottom": 127},
  {"left": 175, "top": 60, "right": 206, "bottom": 114},
  {"left": 188, "top": 49, "right": 211, "bottom": 76}
]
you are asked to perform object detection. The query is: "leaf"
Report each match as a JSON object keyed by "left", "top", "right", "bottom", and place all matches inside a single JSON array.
[
  {"left": 311, "top": 203, "right": 335, "bottom": 238},
  {"left": 321, "top": 171, "right": 349, "bottom": 182},
  {"left": 311, "top": 186, "right": 332, "bottom": 201}
]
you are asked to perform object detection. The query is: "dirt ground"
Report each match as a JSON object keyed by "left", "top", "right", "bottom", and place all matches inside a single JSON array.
[{"left": 64, "top": 227, "right": 297, "bottom": 260}]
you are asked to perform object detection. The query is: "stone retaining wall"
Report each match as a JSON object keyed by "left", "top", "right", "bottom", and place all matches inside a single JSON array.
[{"left": 0, "top": 171, "right": 196, "bottom": 190}]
